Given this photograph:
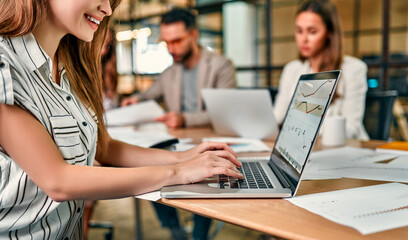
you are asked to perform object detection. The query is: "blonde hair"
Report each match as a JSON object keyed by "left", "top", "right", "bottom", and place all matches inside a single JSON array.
[
  {"left": 297, "top": 0, "right": 343, "bottom": 71},
  {"left": 0, "top": 0, "right": 122, "bottom": 153}
]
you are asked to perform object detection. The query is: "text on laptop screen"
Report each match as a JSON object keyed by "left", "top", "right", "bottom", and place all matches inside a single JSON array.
[{"left": 274, "top": 78, "right": 337, "bottom": 173}]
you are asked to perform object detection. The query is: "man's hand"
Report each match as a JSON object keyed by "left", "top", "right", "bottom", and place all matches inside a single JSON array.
[
  {"left": 155, "top": 112, "right": 185, "bottom": 128},
  {"left": 120, "top": 96, "right": 139, "bottom": 107}
]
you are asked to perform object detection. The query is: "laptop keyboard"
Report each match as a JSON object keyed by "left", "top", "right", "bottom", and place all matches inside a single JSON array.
[{"left": 219, "top": 162, "right": 274, "bottom": 189}]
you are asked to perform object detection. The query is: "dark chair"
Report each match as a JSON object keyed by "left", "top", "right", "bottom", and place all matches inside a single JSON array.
[
  {"left": 363, "top": 90, "right": 398, "bottom": 140},
  {"left": 268, "top": 87, "right": 279, "bottom": 103},
  {"left": 134, "top": 198, "right": 143, "bottom": 240},
  {"left": 88, "top": 222, "right": 114, "bottom": 240}
]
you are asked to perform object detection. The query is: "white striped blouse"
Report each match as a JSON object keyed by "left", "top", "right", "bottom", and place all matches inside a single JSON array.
[{"left": 0, "top": 34, "right": 98, "bottom": 239}]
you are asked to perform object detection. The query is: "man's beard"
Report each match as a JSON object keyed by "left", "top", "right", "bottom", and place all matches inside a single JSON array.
[{"left": 176, "top": 47, "right": 193, "bottom": 64}]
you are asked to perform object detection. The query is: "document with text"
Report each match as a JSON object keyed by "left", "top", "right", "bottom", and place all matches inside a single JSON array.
[
  {"left": 303, "top": 146, "right": 401, "bottom": 181},
  {"left": 288, "top": 183, "right": 408, "bottom": 235},
  {"left": 104, "top": 100, "right": 164, "bottom": 126},
  {"left": 202, "top": 137, "right": 271, "bottom": 153},
  {"left": 108, "top": 125, "right": 174, "bottom": 148}
]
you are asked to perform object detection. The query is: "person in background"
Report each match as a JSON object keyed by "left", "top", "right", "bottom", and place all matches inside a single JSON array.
[
  {"left": 273, "top": 0, "right": 369, "bottom": 140},
  {"left": 102, "top": 27, "right": 119, "bottom": 110},
  {"left": 0, "top": 1, "right": 243, "bottom": 239},
  {"left": 121, "top": 8, "right": 236, "bottom": 129}
]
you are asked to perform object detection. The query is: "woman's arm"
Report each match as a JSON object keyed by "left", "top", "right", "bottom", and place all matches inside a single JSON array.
[
  {"left": 97, "top": 137, "right": 183, "bottom": 167},
  {"left": 0, "top": 104, "right": 242, "bottom": 202},
  {"left": 341, "top": 58, "right": 368, "bottom": 139},
  {"left": 98, "top": 137, "right": 239, "bottom": 168}
]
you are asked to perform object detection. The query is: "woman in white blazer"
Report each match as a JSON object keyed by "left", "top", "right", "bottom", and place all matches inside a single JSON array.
[{"left": 274, "top": 0, "right": 369, "bottom": 140}]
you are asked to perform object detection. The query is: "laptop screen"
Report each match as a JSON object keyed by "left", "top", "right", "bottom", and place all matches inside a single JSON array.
[{"left": 269, "top": 71, "right": 341, "bottom": 193}]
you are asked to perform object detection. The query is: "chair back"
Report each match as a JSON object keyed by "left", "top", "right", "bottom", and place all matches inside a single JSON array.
[
  {"left": 363, "top": 90, "right": 398, "bottom": 140},
  {"left": 268, "top": 87, "right": 279, "bottom": 103}
]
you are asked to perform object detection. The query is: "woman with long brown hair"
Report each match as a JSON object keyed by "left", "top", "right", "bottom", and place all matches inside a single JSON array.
[
  {"left": 0, "top": 0, "right": 242, "bottom": 238},
  {"left": 274, "top": 0, "right": 369, "bottom": 140}
]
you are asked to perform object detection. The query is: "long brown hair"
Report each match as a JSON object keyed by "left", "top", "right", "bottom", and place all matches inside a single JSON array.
[
  {"left": 297, "top": 0, "right": 343, "bottom": 71},
  {"left": 0, "top": 0, "right": 121, "bottom": 153}
]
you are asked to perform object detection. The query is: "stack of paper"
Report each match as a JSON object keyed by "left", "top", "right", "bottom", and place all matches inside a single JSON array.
[
  {"left": 104, "top": 100, "right": 164, "bottom": 126},
  {"left": 302, "top": 146, "right": 408, "bottom": 182},
  {"left": 202, "top": 137, "right": 271, "bottom": 153},
  {"left": 108, "top": 126, "right": 175, "bottom": 148},
  {"left": 288, "top": 183, "right": 408, "bottom": 235},
  {"left": 135, "top": 191, "right": 161, "bottom": 201}
]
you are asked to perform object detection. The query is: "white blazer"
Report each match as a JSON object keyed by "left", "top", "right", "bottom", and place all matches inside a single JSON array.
[{"left": 274, "top": 56, "right": 369, "bottom": 140}]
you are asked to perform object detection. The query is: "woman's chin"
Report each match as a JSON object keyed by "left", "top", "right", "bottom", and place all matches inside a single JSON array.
[
  {"left": 75, "top": 32, "right": 95, "bottom": 42},
  {"left": 300, "top": 51, "right": 311, "bottom": 58}
]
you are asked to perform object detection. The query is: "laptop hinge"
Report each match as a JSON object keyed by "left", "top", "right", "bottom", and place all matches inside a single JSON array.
[{"left": 268, "top": 161, "right": 295, "bottom": 192}]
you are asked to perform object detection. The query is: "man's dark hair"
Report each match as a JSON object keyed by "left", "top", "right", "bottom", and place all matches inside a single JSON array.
[{"left": 161, "top": 8, "right": 196, "bottom": 30}]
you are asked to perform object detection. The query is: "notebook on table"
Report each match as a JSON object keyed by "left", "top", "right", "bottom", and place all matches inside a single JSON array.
[
  {"left": 161, "top": 71, "right": 341, "bottom": 198},
  {"left": 201, "top": 88, "right": 278, "bottom": 140}
]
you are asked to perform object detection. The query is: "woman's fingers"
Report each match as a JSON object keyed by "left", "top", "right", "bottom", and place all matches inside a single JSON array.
[
  {"left": 201, "top": 152, "right": 243, "bottom": 179},
  {"left": 210, "top": 166, "right": 243, "bottom": 179},
  {"left": 199, "top": 141, "right": 238, "bottom": 157},
  {"left": 176, "top": 151, "right": 244, "bottom": 184},
  {"left": 205, "top": 150, "right": 242, "bottom": 167},
  {"left": 181, "top": 141, "right": 239, "bottom": 164}
]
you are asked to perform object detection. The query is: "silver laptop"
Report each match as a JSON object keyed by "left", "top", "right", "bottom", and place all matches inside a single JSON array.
[
  {"left": 201, "top": 88, "right": 278, "bottom": 140},
  {"left": 161, "top": 71, "right": 341, "bottom": 198}
]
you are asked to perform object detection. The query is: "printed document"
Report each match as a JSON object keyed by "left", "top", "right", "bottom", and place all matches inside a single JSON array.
[
  {"left": 202, "top": 137, "right": 271, "bottom": 153},
  {"left": 288, "top": 183, "right": 408, "bottom": 235},
  {"left": 108, "top": 125, "right": 174, "bottom": 148},
  {"left": 105, "top": 100, "right": 164, "bottom": 126},
  {"left": 388, "top": 155, "right": 408, "bottom": 166},
  {"left": 135, "top": 191, "right": 161, "bottom": 201},
  {"left": 303, "top": 147, "right": 400, "bottom": 181}
]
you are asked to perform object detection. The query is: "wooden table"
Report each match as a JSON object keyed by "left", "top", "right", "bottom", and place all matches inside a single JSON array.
[{"left": 159, "top": 127, "right": 408, "bottom": 240}]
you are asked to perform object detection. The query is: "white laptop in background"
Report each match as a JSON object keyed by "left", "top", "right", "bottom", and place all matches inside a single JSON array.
[
  {"left": 201, "top": 88, "right": 278, "bottom": 140},
  {"left": 161, "top": 71, "right": 341, "bottom": 198}
]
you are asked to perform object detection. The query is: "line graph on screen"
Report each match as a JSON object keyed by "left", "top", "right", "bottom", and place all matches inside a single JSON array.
[
  {"left": 300, "top": 79, "right": 334, "bottom": 99},
  {"left": 295, "top": 101, "right": 324, "bottom": 116}
]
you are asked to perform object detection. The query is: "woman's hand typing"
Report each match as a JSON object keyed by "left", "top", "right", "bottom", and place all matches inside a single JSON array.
[{"left": 173, "top": 141, "right": 243, "bottom": 184}]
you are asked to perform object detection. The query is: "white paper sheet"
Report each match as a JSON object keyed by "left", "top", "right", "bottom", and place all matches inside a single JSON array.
[
  {"left": 108, "top": 126, "right": 175, "bottom": 148},
  {"left": 376, "top": 148, "right": 408, "bottom": 156},
  {"left": 308, "top": 147, "right": 397, "bottom": 164},
  {"left": 321, "top": 163, "right": 408, "bottom": 183},
  {"left": 288, "top": 183, "right": 408, "bottom": 235},
  {"left": 202, "top": 137, "right": 271, "bottom": 153},
  {"left": 104, "top": 100, "right": 164, "bottom": 126},
  {"left": 174, "top": 143, "right": 196, "bottom": 152},
  {"left": 134, "top": 191, "right": 161, "bottom": 201},
  {"left": 169, "top": 138, "right": 196, "bottom": 152},
  {"left": 388, "top": 155, "right": 408, "bottom": 166},
  {"left": 302, "top": 147, "right": 399, "bottom": 180},
  {"left": 137, "top": 122, "right": 168, "bottom": 132}
]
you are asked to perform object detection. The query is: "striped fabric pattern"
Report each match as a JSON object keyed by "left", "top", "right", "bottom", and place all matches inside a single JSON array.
[{"left": 0, "top": 34, "right": 98, "bottom": 239}]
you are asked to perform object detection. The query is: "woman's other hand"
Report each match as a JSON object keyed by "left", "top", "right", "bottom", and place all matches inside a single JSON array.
[
  {"left": 174, "top": 149, "right": 243, "bottom": 184},
  {"left": 180, "top": 141, "right": 240, "bottom": 165}
]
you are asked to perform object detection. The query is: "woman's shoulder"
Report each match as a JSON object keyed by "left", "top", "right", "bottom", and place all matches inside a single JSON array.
[
  {"left": 283, "top": 59, "right": 304, "bottom": 70},
  {"left": 342, "top": 55, "right": 367, "bottom": 70},
  {"left": 0, "top": 37, "right": 22, "bottom": 68},
  {"left": 0, "top": 36, "right": 35, "bottom": 105},
  {"left": 0, "top": 39, "right": 14, "bottom": 105},
  {"left": 0, "top": 36, "right": 14, "bottom": 54}
]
